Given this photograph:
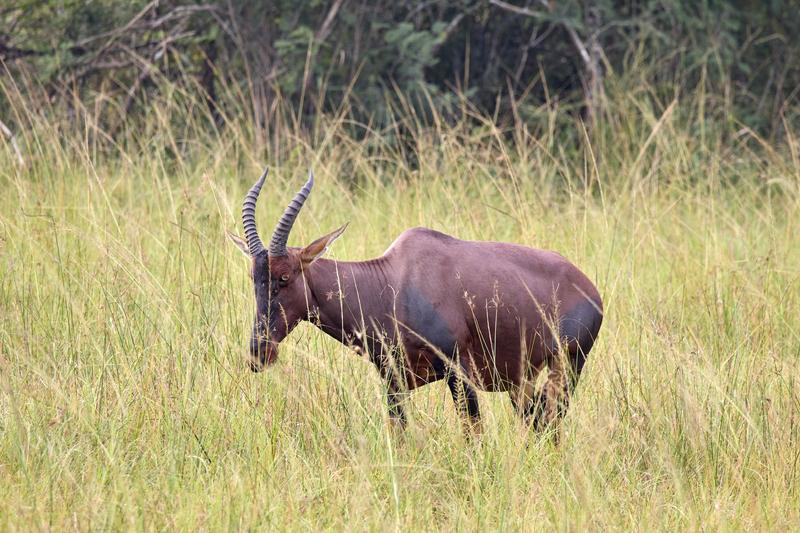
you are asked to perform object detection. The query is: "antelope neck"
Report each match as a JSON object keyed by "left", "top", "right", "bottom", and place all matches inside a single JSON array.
[{"left": 305, "top": 256, "right": 394, "bottom": 346}]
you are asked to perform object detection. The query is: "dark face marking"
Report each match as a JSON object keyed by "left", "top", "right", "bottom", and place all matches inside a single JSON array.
[
  {"left": 248, "top": 251, "right": 312, "bottom": 371},
  {"left": 249, "top": 252, "right": 279, "bottom": 370}
]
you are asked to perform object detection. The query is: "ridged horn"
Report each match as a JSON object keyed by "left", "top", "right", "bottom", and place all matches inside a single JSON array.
[
  {"left": 242, "top": 168, "right": 268, "bottom": 256},
  {"left": 269, "top": 170, "right": 314, "bottom": 256}
]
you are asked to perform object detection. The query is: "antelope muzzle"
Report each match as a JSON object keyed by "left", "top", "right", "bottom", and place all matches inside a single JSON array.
[{"left": 249, "top": 334, "right": 278, "bottom": 372}]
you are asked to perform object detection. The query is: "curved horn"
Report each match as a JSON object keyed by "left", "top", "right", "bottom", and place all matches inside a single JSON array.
[
  {"left": 242, "top": 168, "right": 269, "bottom": 256},
  {"left": 269, "top": 170, "right": 314, "bottom": 256}
]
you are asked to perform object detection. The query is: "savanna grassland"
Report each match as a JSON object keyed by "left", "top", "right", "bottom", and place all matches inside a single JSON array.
[{"left": 1, "top": 80, "right": 799, "bottom": 531}]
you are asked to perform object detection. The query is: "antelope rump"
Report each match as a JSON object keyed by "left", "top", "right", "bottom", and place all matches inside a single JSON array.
[{"left": 228, "top": 169, "right": 603, "bottom": 432}]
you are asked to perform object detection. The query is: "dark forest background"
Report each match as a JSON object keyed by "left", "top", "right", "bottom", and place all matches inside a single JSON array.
[{"left": 2, "top": 0, "right": 799, "bottom": 147}]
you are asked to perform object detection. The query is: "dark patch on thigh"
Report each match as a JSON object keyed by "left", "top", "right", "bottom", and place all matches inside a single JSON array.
[
  {"left": 556, "top": 298, "right": 603, "bottom": 373},
  {"left": 400, "top": 284, "right": 458, "bottom": 358},
  {"left": 430, "top": 354, "right": 446, "bottom": 377}
]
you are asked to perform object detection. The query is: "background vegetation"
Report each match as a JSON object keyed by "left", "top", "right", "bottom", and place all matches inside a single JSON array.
[
  {"left": 1, "top": 0, "right": 799, "bottom": 530},
  {"left": 3, "top": 0, "right": 800, "bottom": 138}
]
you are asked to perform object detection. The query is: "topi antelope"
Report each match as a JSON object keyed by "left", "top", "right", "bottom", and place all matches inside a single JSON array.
[{"left": 228, "top": 169, "right": 603, "bottom": 433}]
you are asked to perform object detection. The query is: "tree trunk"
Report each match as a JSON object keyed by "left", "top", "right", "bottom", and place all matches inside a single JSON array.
[{"left": 583, "top": 2, "right": 605, "bottom": 129}]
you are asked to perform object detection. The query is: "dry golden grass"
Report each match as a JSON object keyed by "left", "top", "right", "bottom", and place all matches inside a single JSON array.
[{"left": 1, "top": 79, "right": 799, "bottom": 530}]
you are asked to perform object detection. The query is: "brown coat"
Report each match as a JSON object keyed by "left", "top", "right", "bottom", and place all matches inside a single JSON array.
[{"left": 231, "top": 171, "right": 602, "bottom": 432}]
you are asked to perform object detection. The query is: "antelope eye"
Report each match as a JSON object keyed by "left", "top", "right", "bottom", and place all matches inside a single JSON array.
[{"left": 280, "top": 274, "right": 289, "bottom": 282}]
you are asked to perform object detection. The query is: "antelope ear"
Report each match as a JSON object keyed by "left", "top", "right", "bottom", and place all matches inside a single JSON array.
[
  {"left": 226, "top": 231, "right": 250, "bottom": 256},
  {"left": 300, "top": 223, "right": 348, "bottom": 266}
]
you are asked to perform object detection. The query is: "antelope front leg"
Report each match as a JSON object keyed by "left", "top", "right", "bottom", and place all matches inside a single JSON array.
[
  {"left": 447, "top": 372, "right": 482, "bottom": 436},
  {"left": 386, "top": 384, "right": 407, "bottom": 431},
  {"left": 380, "top": 354, "right": 409, "bottom": 431}
]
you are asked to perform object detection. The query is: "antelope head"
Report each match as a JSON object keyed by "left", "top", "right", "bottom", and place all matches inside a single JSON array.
[{"left": 228, "top": 169, "right": 347, "bottom": 371}]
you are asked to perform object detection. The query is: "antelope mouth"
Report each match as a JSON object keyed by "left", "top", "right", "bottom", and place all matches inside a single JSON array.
[
  {"left": 249, "top": 341, "right": 278, "bottom": 372},
  {"left": 249, "top": 357, "right": 265, "bottom": 372}
]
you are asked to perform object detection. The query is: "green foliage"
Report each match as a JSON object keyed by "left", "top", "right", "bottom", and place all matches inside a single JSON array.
[{"left": 2, "top": 0, "right": 799, "bottom": 139}]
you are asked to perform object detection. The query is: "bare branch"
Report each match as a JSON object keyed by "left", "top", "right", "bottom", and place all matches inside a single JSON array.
[
  {"left": 489, "top": 0, "right": 605, "bottom": 127},
  {"left": 0, "top": 119, "right": 24, "bottom": 166},
  {"left": 442, "top": 13, "right": 465, "bottom": 42},
  {"left": 316, "top": 0, "right": 347, "bottom": 44},
  {"left": 430, "top": 13, "right": 465, "bottom": 58},
  {"left": 72, "top": 2, "right": 219, "bottom": 48},
  {"left": 562, "top": 23, "right": 591, "bottom": 68},
  {"left": 489, "top": 0, "right": 591, "bottom": 67},
  {"left": 488, "top": 0, "right": 549, "bottom": 19},
  {"left": 514, "top": 26, "right": 547, "bottom": 87},
  {"left": 0, "top": 43, "right": 39, "bottom": 60}
]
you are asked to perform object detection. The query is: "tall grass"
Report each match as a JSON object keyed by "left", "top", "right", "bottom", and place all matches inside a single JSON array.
[{"left": 1, "top": 74, "right": 799, "bottom": 530}]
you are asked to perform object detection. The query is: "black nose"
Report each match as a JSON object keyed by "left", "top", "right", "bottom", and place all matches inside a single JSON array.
[{"left": 250, "top": 337, "right": 266, "bottom": 369}]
